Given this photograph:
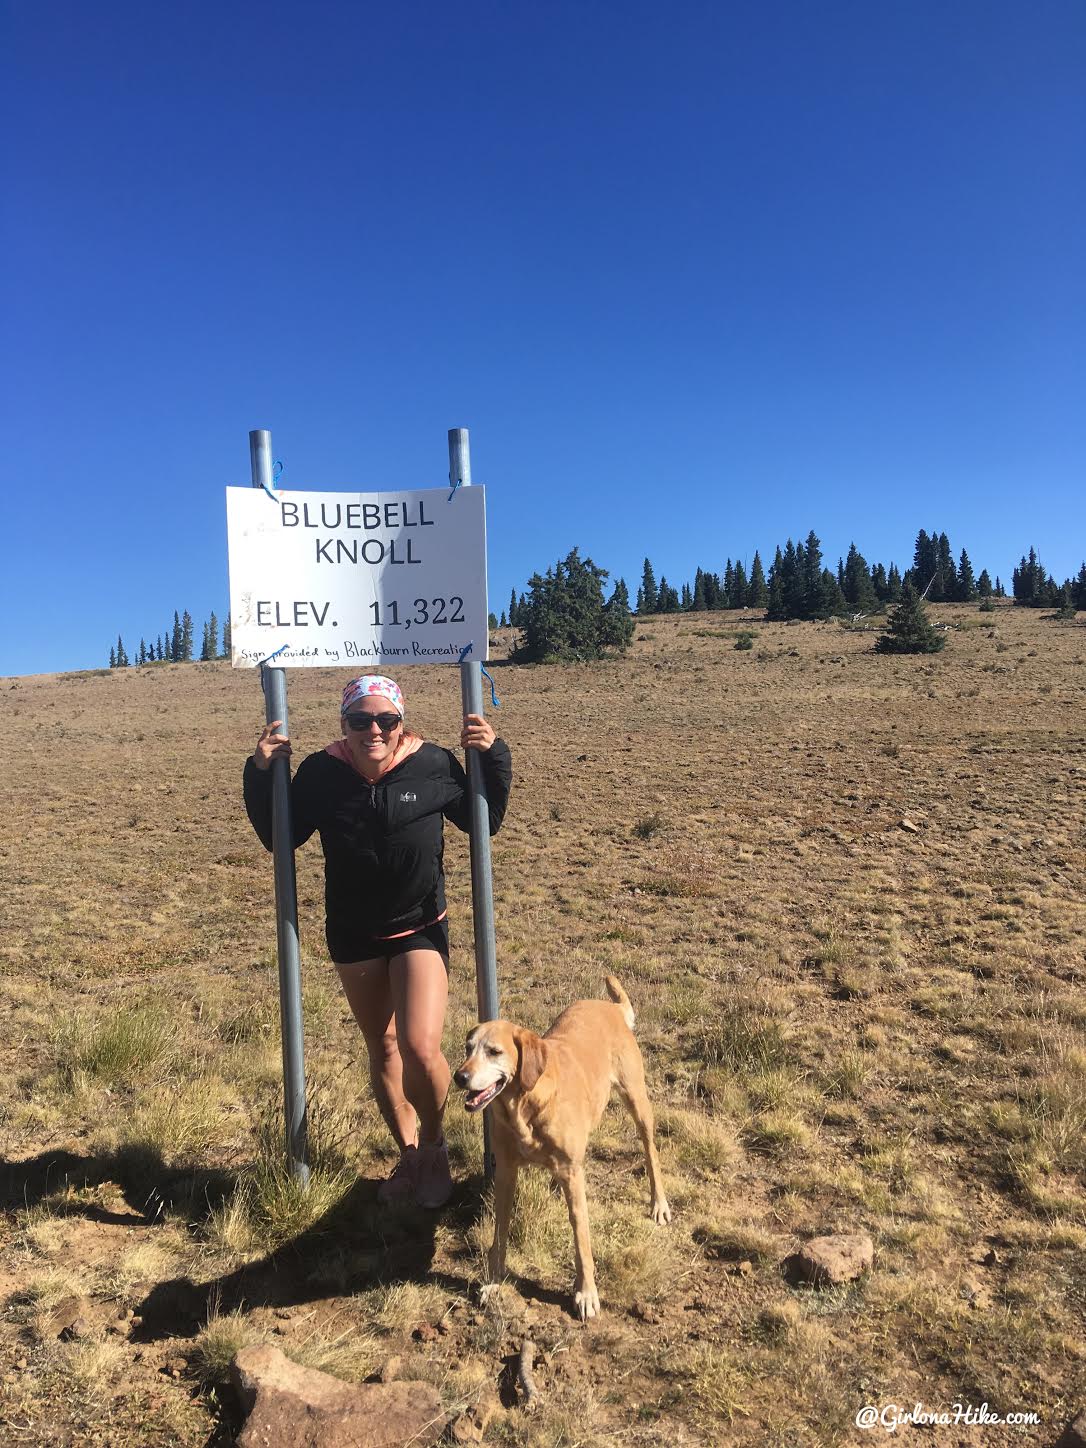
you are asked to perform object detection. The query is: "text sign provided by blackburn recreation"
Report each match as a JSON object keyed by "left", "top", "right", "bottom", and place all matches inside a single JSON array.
[{"left": 226, "top": 486, "right": 488, "bottom": 668}]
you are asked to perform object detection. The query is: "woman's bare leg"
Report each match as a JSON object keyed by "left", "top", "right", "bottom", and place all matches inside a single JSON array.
[
  {"left": 336, "top": 958, "right": 417, "bottom": 1151},
  {"left": 388, "top": 947, "right": 451, "bottom": 1146}
]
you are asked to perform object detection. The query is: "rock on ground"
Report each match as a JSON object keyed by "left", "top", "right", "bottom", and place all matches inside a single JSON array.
[
  {"left": 231, "top": 1344, "right": 444, "bottom": 1448},
  {"left": 784, "top": 1233, "right": 874, "bottom": 1287}
]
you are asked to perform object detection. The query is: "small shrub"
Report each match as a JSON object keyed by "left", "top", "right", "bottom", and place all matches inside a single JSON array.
[
  {"left": 193, "top": 1305, "right": 263, "bottom": 1386},
  {"left": 696, "top": 998, "right": 791, "bottom": 1073},
  {"left": 734, "top": 631, "right": 756, "bottom": 651},
  {"left": 875, "top": 582, "right": 946, "bottom": 654},
  {"left": 55, "top": 1006, "right": 173, "bottom": 1087},
  {"left": 634, "top": 813, "right": 664, "bottom": 839}
]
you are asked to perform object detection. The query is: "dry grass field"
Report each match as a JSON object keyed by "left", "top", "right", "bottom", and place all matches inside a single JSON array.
[{"left": 1, "top": 601, "right": 1084, "bottom": 1447}]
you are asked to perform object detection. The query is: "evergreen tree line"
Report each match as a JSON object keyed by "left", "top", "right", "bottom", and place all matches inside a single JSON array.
[
  {"left": 1012, "top": 548, "right": 1086, "bottom": 611},
  {"left": 632, "top": 528, "right": 1017, "bottom": 624},
  {"left": 624, "top": 529, "right": 1084, "bottom": 623},
  {"left": 502, "top": 529, "right": 1083, "bottom": 664},
  {"left": 109, "top": 610, "right": 232, "bottom": 668}
]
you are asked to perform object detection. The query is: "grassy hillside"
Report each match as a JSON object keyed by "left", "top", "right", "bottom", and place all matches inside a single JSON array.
[{"left": 1, "top": 603, "right": 1084, "bottom": 1446}]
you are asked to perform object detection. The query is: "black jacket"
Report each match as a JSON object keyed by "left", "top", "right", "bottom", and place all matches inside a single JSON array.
[{"left": 243, "top": 739, "right": 512, "bottom": 960}]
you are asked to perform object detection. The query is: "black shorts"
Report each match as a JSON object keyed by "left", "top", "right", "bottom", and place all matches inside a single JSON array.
[{"left": 329, "top": 917, "right": 450, "bottom": 967}]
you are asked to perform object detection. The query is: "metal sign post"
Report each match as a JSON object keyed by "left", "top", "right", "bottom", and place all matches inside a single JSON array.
[
  {"left": 249, "top": 429, "right": 310, "bottom": 1186},
  {"left": 449, "top": 427, "right": 500, "bottom": 1181}
]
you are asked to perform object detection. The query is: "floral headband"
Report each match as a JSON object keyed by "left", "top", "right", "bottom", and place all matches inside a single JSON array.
[{"left": 341, "top": 675, "right": 405, "bottom": 716}]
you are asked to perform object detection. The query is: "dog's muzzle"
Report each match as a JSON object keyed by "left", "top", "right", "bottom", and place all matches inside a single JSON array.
[{"left": 454, "top": 1070, "right": 508, "bottom": 1112}]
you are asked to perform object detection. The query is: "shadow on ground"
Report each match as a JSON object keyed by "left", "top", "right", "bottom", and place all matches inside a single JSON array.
[
  {"left": 1, "top": 1144, "right": 234, "bottom": 1227},
  {"left": 1, "top": 1147, "right": 492, "bottom": 1343}
]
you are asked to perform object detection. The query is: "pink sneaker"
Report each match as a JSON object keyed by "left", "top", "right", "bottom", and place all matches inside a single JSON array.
[
  {"left": 414, "top": 1138, "right": 453, "bottom": 1209},
  {"left": 377, "top": 1145, "right": 419, "bottom": 1203}
]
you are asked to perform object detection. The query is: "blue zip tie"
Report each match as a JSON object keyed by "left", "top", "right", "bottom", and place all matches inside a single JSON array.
[
  {"left": 448, "top": 476, "right": 462, "bottom": 502},
  {"left": 481, "top": 666, "right": 501, "bottom": 708},
  {"left": 261, "top": 458, "right": 283, "bottom": 503},
  {"left": 457, "top": 641, "right": 500, "bottom": 706}
]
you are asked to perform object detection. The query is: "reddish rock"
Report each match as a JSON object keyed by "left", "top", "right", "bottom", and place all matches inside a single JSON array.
[
  {"left": 784, "top": 1233, "right": 873, "bottom": 1287},
  {"left": 231, "top": 1344, "right": 444, "bottom": 1448},
  {"left": 39, "top": 1295, "right": 89, "bottom": 1340}
]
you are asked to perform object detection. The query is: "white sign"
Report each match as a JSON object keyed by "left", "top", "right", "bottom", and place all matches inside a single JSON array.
[{"left": 226, "top": 486, "right": 488, "bottom": 669}]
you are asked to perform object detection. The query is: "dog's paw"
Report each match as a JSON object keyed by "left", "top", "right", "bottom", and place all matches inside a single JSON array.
[
  {"left": 651, "top": 1196, "right": 672, "bottom": 1225},
  {"left": 575, "top": 1285, "right": 601, "bottom": 1321}
]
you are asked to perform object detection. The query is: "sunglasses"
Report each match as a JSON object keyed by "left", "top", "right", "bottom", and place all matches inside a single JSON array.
[{"left": 345, "top": 711, "right": 402, "bottom": 733}]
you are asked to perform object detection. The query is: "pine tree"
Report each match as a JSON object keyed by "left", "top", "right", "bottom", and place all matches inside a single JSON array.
[
  {"left": 138, "top": 638, "right": 147, "bottom": 666},
  {"left": 488, "top": 612, "right": 498, "bottom": 630},
  {"left": 499, "top": 611, "right": 508, "bottom": 628},
  {"left": 640, "top": 559, "right": 658, "bottom": 615},
  {"left": 977, "top": 570, "right": 993, "bottom": 598},
  {"left": 803, "top": 531, "right": 824, "bottom": 615},
  {"left": 814, "top": 569, "right": 846, "bottom": 618},
  {"left": 1012, "top": 548, "right": 1056, "bottom": 607},
  {"left": 221, "top": 617, "right": 232, "bottom": 658},
  {"left": 956, "top": 549, "right": 977, "bottom": 602},
  {"left": 692, "top": 568, "right": 708, "bottom": 612},
  {"left": 1075, "top": 564, "right": 1086, "bottom": 611},
  {"left": 933, "top": 532, "right": 954, "bottom": 601},
  {"left": 200, "top": 622, "right": 211, "bottom": 661},
  {"left": 746, "top": 551, "right": 767, "bottom": 608},
  {"left": 116, "top": 634, "right": 129, "bottom": 667},
  {"left": 181, "top": 610, "right": 194, "bottom": 661},
  {"left": 657, "top": 575, "right": 679, "bottom": 612},
  {"left": 509, "top": 588, "right": 518, "bottom": 627},
  {"left": 109, "top": 644, "right": 116, "bottom": 668},
  {"left": 602, "top": 577, "right": 634, "bottom": 651},
  {"left": 171, "top": 611, "right": 182, "bottom": 661},
  {"left": 871, "top": 562, "right": 889, "bottom": 603},
  {"left": 1054, "top": 582, "right": 1077, "bottom": 620},
  {"left": 886, "top": 563, "right": 903, "bottom": 602},
  {"left": 208, "top": 612, "right": 219, "bottom": 660},
  {"left": 875, "top": 581, "right": 946, "bottom": 654},
  {"left": 722, "top": 559, "right": 735, "bottom": 609},
  {"left": 733, "top": 560, "right": 748, "bottom": 607},
  {"left": 843, "top": 543, "right": 877, "bottom": 611},
  {"left": 783, "top": 540, "right": 806, "bottom": 618},
  {"left": 518, "top": 549, "right": 629, "bottom": 661},
  {"left": 912, "top": 530, "right": 937, "bottom": 596},
  {"left": 681, "top": 582, "right": 692, "bottom": 610},
  {"left": 766, "top": 546, "right": 787, "bottom": 621}
]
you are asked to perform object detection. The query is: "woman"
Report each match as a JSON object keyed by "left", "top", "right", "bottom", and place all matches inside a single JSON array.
[{"left": 244, "top": 674, "right": 512, "bottom": 1209}]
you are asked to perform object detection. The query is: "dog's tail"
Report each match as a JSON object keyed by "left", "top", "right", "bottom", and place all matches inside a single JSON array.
[{"left": 605, "top": 975, "right": 635, "bottom": 1030}]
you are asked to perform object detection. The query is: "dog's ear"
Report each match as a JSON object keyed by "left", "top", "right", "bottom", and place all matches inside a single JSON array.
[{"left": 515, "top": 1029, "right": 549, "bottom": 1092}]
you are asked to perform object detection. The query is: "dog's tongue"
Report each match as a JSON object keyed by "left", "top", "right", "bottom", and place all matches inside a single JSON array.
[{"left": 466, "top": 1083, "right": 501, "bottom": 1112}]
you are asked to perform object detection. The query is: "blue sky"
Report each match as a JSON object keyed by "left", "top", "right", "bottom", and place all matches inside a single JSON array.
[{"left": 3, "top": 0, "right": 1083, "bottom": 676}]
